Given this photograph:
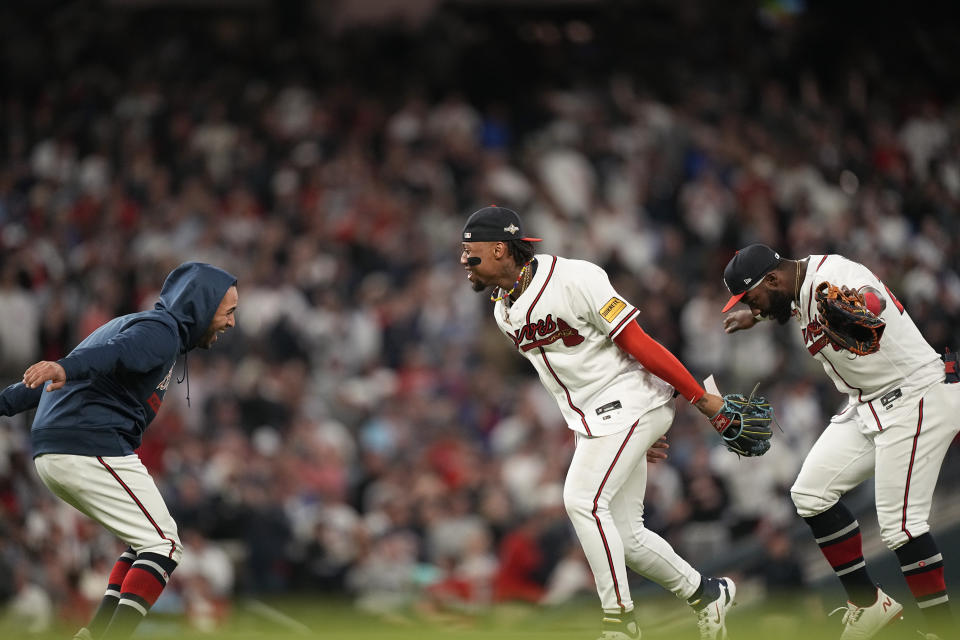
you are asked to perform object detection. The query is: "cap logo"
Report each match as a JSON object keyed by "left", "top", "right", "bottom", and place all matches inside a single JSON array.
[
  {"left": 464, "top": 232, "right": 472, "bottom": 239},
  {"left": 743, "top": 278, "right": 752, "bottom": 284},
  {"left": 504, "top": 224, "right": 519, "bottom": 235}
]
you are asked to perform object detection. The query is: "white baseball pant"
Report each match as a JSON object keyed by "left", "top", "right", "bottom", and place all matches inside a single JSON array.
[
  {"left": 34, "top": 453, "right": 183, "bottom": 562},
  {"left": 564, "top": 402, "right": 701, "bottom": 614},
  {"left": 791, "top": 381, "right": 960, "bottom": 550}
]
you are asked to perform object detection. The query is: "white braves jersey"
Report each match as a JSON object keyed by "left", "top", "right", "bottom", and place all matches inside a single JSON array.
[
  {"left": 796, "top": 254, "right": 943, "bottom": 429},
  {"left": 494, "top": 254, "right": 674, "bottom": 436}
]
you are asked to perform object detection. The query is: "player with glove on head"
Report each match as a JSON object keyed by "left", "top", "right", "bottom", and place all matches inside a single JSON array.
[
  {"left": 460, "top": 206, "right": 773, "bottom": 640},
  {"left": 721, "top": 244, "right": 959, "bottom": 640}
]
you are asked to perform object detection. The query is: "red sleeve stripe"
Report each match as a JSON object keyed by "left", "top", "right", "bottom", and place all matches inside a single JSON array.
[{"left": 608, "top": 307, "right": 639, "bottom": 338}]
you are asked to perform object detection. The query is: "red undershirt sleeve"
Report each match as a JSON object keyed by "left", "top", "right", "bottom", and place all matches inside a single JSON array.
[{"left": 613, "top": 320, "right": 705, "bottom": 404}]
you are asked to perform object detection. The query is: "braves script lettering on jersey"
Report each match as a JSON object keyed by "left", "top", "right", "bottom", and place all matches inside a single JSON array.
[{"left": 495, "top": 254, "right": 675, "bottom": 436}]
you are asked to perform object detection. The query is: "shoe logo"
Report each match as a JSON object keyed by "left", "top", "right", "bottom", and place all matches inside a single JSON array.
[
  {"left": 714, "top": 603, "right": 721, "bottom": 624},
  {"left": 881, "top": 597, "right": 892, "bottom": 612}
]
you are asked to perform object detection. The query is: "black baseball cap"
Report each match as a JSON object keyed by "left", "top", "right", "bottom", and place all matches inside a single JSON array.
[
  {"left": 462, "top": 206, "right": 542, "bottom": 243},
  {"left": 721, "top": 244, "right": 781, "bottom": 312}
]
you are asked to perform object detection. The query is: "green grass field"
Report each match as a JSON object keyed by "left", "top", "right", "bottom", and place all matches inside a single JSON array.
[{"left": 3, "top": 590, "right": 924, "bottom": 640}]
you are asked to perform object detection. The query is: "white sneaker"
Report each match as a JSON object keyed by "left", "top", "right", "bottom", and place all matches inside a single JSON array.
[
  {"left": 695, "top": 577, "right": 736, "bottom": 640},
  {"left": 830, "top": 587, "right": 903, "bottom": 639},
  {"left": 597, "top": 614, "right": 641, "bottom": 640}
]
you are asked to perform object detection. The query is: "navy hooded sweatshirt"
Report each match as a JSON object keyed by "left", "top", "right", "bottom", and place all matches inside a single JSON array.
[{"left": 0, "top": 262, "right": 237, "bottom": 457}]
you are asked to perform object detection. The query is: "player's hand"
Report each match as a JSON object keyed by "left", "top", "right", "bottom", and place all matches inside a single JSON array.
[
  {"left": 646, "top": 435, "right": 669, "bottom": 463},
  {"left": 23, "top": 361, "right": 67, "bottom": 392},
  {"left": 723, "top": 309, "right": 759, "bottom": 333}
]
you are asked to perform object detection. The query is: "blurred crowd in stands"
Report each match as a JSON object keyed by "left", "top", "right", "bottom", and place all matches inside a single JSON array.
[{"left": 1, "top": 0, "right": 959, "bottom": 633}]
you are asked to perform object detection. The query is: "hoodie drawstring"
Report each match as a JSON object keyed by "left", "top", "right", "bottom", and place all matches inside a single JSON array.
[{"left": 176, "top": 351, "right": 191, "bottom": 407}]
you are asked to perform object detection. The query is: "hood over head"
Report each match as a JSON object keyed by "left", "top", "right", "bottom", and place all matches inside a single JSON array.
[{"left": 156, "top": 262, "right": 237, "bottom": 351}]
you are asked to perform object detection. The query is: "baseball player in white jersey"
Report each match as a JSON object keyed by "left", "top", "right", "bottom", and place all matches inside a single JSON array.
[
  {"left": 460, "top": 206, "right": 746, "bottom": 640},
  {"left": 721, "top": 244, "right": 959, "bottom": 640}
]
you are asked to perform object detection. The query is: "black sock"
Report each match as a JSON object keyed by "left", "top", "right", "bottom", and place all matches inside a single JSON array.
[
  {"left": 101, "top": 601, "right": 147, "bottom": 640},
  {"left": 89, "top": 548, "right": 136, "bottom": 638},
  {"left": 896, "top": 533, "right": 954, "bottom": 636},
  {"left": 87, "top": 596, "right": 120, "bottom": 638},
  {"left": 804, "top": 503, "right": 876, "bottom": 606},
  {"left": 687, "top": 576, "right": 721, "bottom": 611}
]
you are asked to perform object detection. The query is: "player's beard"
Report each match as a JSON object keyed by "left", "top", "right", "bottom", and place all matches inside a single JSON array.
[
  {"left": 467, "top": 271, "right": 489, "bottom": 293},
  {"left": 766, "top": 288, "right": 794, "bottom": 324},
  {"left": 198, "top": 324, "right": 217, "bottom": 349}
]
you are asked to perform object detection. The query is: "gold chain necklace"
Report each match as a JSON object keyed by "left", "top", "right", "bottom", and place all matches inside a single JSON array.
[{"left": 517, "top": 263, "right": 534, "bottom": 297}]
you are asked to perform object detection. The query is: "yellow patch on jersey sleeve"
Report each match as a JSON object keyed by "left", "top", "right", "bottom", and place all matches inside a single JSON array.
[{"left": 599, "top": 297, "right": 627, "bottom": 323}]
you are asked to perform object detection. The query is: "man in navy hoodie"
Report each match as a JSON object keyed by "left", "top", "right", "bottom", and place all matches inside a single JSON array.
[{"left": 0, "top": 262, "right": 238, "bottom": 640}]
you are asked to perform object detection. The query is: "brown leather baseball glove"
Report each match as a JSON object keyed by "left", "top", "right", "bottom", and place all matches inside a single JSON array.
[{"left": 815, "top": 282, "right": 886, "bottom": 356}]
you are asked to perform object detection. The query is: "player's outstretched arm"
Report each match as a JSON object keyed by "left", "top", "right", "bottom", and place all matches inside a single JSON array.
[
  {"left": 722, "top": 309, "right": 759, "bottom": 333},
  {"left": 0, "top": 381, "right": 44, "bottom": 414},
  {"left": 612, "top": 320, "right": 705, "bottom": 402},
  {"left": 57, "top": 320, "right": 178, "bottom": 381},
  {"left": 613, "top": 320, "right": 772, "bottom": 456}
]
